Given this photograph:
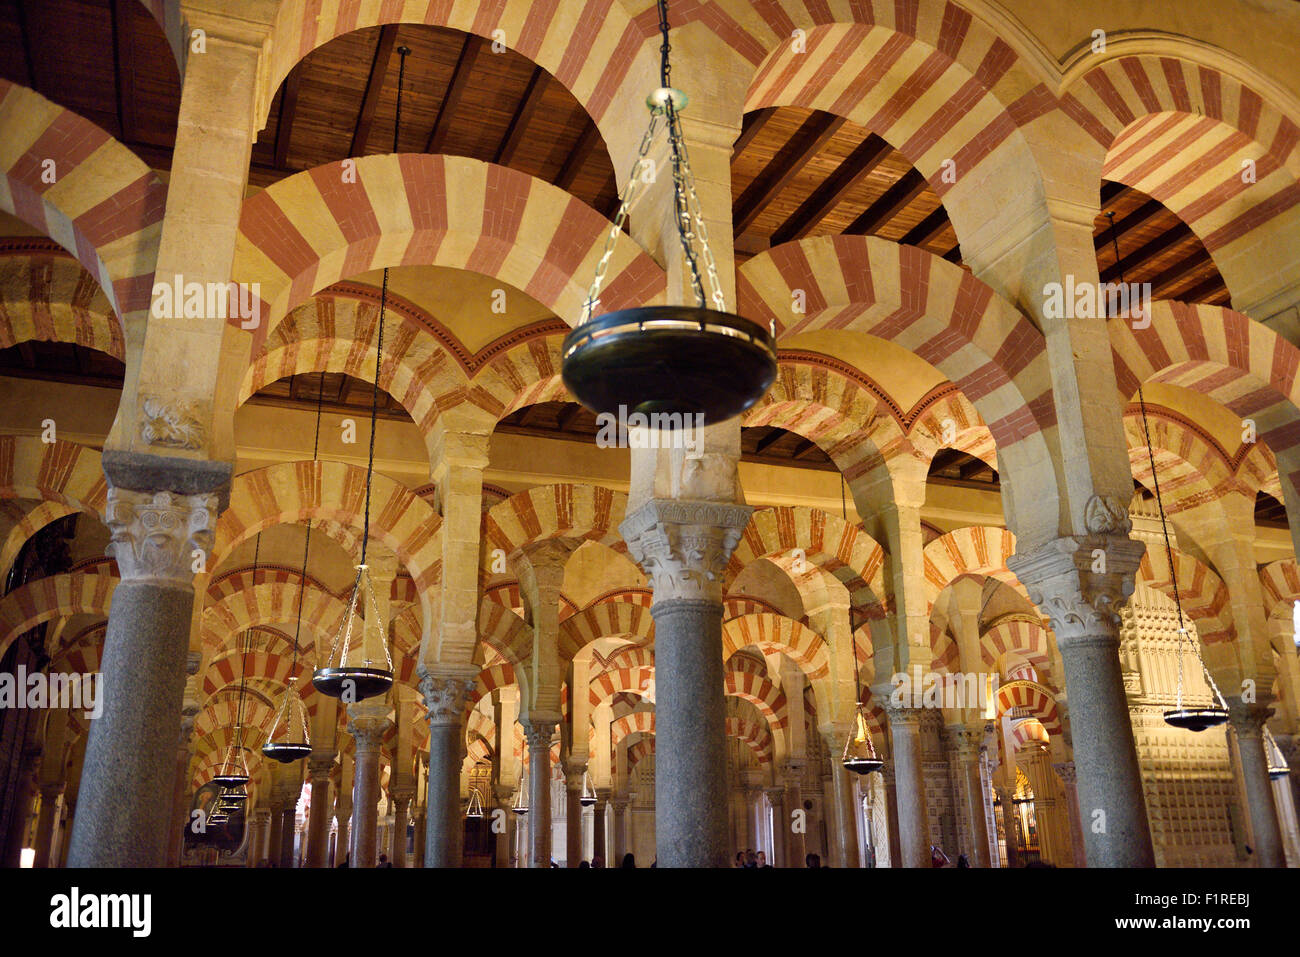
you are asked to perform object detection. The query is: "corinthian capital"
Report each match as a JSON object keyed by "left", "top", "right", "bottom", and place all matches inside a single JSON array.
[
  {"left": 523, "top": 715, "right": 559, "bottom": 751},
  {"left": 1006, "top": 533, "right": 1144, "bottom": 649},
  {"left": 619, "top": 499, "right": 753, "bottom": 604},
  {"left": 418, "top": 671, "right": 476, "bottom": 727},
  {"left": 105, "top": 486, "right": 218, "bottom": 586}
]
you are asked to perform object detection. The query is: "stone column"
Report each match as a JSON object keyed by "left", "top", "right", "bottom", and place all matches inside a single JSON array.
[
  {"left": 421, "top": 671, "right": 475, "bottom": 867},
  {"left": 390, "top": 788, "right": 412, "bottom": 867},
  {"left": 278, "top": 804, "right": 298, "bottom": 868},
  {"left": 781, "top": 764, "right": 806, "bottom": 868},
  {"left": 523, "top": 717, "right": 558, "bottom": 867},
  {"left": 248, "top": 808, "right": 270, "bottom": 866},
  {"left": 1008, "top": 533, "right": 1156, "bottom": 867},
  {"left": 820, "top": 726, "right": 861, "bottom": 868},
  {"left": 884, "top": 707, "right": 929, "bottom": 867},
  {"left": 621, "top": 500, "right": 752, "bottom": 868},
  {"left": 612, "top": 796, "right": 629, "bottom": 862},
  {"left": 1053, "top": 761, "right": 1087, "bottom": 867},
  {"left": 593, "top": 788, "right": 611, "bottom": 865},
  {"left": 348, "top": 702, "right": 388, "bottom": 868},
  {"left": 880, "top": 764, "right": 902, "bottom": 867},
  {"left": 564, "top": 760, "right": 586, "bottom": 866},
  {"left": 765, "top": 787, "right": 786, "bottom": 866},
  {"left": 1228, "top": 701, "right": 1286, "bottom": 867},
  {"left": 68, "top": 487, "right": 220, "bottom": 867},
  {"left": 950, "top": 725, "right": 992, "bottom": 867},
  {"left": 996, "top": 785, "right": 1020, "bottom": 868},
  {"left": 305, "top": 756, "right": 334, "bottom": 867},
  {"left": 494, "top": 786, "right": 513, "bottom": 867},
  {"left": 412, "top": 807, "right": 427, "bottom": 868},
  {"left": 267, "top": 800, "right": 284, "bottom": 866},
  {"left": 33, "top": 782, "right": 64, "bottom": 869}
]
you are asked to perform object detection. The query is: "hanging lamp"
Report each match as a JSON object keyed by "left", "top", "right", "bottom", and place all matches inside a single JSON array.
[
  {"left": 579, "top": 770, "right": 598, "bottom": 807},
  {"left": 314, "top": 47, "right": 412, "bottom": 702},
  {"left": 838, "top": 475, "right": 884, "bottom": 775},
  {"left": 560, "top": 0, "right": 776, "bottom": 426},
  {"left": 265, "top": 389, "right": 327, "bottom": 761},
  {"left": 465, "top": 787, "right": 485, "bottom": 819},
  {"left": 1104, "top": 212, "right": 1229, "bottom": 732},
  {"left": 213, "top": 565, "right": 258, "bottom": 787},
  {"left": 512, "top": 768, "right": 529, "bottom": 815},
  {"left": 1138, "top": 384, "right": 1230, "bottom": 731}
]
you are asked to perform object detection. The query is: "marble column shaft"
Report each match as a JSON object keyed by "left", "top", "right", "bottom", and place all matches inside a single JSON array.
[
  {"left": 1229, "top": 701, "right": 1286, "bottom": 868},
  {"left": 421, "top": 672, "right": 475, "bottom": 867},
  {"left": 306, "top": 757, "right": 334, "bottom": 867},
  {"left": 524, "top": 718, "right": 558, "bottom": 868},
  {"left": 348, "top": 709, "right": 386, "bottom": 868},
  {"left": 68, "top": 488, "right": 219, "bottom": 867}
]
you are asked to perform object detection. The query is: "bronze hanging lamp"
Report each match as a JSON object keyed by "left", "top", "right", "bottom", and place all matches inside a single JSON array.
[
  {"left": 579, "top": 769, "right": 598, "bottom": 807},
  {"left": 264, "top": 388, "right": 326, "bottom": 761},
  {"left": 314, "top": 47, "right": 413, "bottom": 702},
  {"left": 465, "top": 787, "right": 485, "bottom": 820},
  {"left": 213, "top": 594, "right": 257, "bottom": 788},
  {"left": 1136, "top": 385, "right": 1229, "bottom": 731},
  {"left": 1105, "top": 213, "right": 1228, "bottom": 732},
  {"left": 838, "top": 476, "right": 884, "bottom": 774},
  {"left": 560, "top": 0, "right": 776, "bottom": 425}
]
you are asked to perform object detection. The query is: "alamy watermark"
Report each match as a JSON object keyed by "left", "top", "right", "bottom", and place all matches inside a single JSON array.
[
  {"left": 595, "top": 405, "right": 705, "bottom": 454},
  {"left": 151, "top": 275, "right": 261, "bottom": 329},
  {"left": 1042, "top": 276, "right": 1153, "bottom": 327},
  {"left": 889, "top": 666, "right": 997, "bottom": 711},
  {"left": 0, "top": 666, "right": 101, "bottom": 719}
]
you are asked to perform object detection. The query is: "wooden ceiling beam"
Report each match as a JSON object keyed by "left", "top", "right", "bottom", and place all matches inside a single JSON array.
[
  {"left": 1150, "top": 249, "right": 1214, "bottom": 299},
  {"left": 752, "top": 428, "right": 787, "bottom": 455},
  {"left": 732, "top": 108, "right": 776, "bottom": 158},
  {"left": 734, "top": 112, "right": 845, "bottom": 234},
  {"left": 350, "top": 24, "right": 400, "bottom": 157},
  {"left": 1095, "top": 198, "right": 1165, "bottom": 252},
  {"left": 844, "top": 168, "right": 928, "bottom": 236},
  {"left": 426, "top": 34, "right": 484, "bottom": 154},
  {"left": 495, "top": 66, "right": 547, "bottom": 166},
  {"left": 900, "top": 205, "right": 952, "bottom": 249},
  {"left": 1171, "top": 272, "right": 1229, "bottom": 306},
  {"left": 557, "top": 403, "right": 586, "bottom": 432},
  {"left": 770, "top": 133, "right": 893, "bottom": 244},
  {"left": 273, "top": 65, "right": 302, "bottom": 170},
  {"left": 555, "top": 122, "right": 601, "bottom": 191},
  {"left": 1099, "top": 222, "right": 1192, "bottom": 283}
]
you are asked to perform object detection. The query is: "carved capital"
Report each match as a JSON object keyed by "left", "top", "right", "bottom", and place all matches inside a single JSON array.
[
  {"left": 1007, "top": 534, "right": 1145, "bottom": 648},
  {"left": 564, "top": 762, "right": 588, "bottom": 791},
  {"left": 419, "top": 672, "right": 475, "bottom": 728},
  {"left": 523, "top": 716, "right": 559, "bottom": 752},
  {"left": 1226, "top": 700, "right": 1275, "bottom": 740},
  {"left": 105, "top": 486, "right": 218, "bottom": 585},
  {"left": 347, "top": 703, "right": 389, "bottom": 750},
  {"left": 307, "top": 756, "right": 335, "bottom": 781},
  {"left": 882, "top": 704, "right": 923, "bottom": 731},
  {"left": 1052, "top": 761, "right": 1077, "bottom": 786},
  {"left": 619, "top": 499, "right": 753, "bottom": 604}
]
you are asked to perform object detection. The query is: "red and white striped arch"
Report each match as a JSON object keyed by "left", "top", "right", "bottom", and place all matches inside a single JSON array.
[
  {"left": 1138, "top": 547, "right": 1235, "bottom": 647},
  {"left": 922, "top": 525, "right": 1028, "bottom": 611},
  {"left": 233, "top": 154, "right": 664, "bottom": 344},
  {"left": 738, "top": 235, "right": 1058, "bottom": 540},
  {"left": 980, "top": 614, "right": 1054, "bottom": 688},
  {"left": 729, "top": 505, "right": 888, "bottom": 614},
  {"left": 1109, "top": 300, "right": 1300, "bottom": 548},
  {"left": 0, "top": 567, "right": 116, "bottom": 661},
  {"left": 744, "top": 355, "right": 912, "bottom": 491},
  {"left": 994, "top": 678, "right": 1061, "bottom": 737},
  {"left": 1062, "top": 53, "right": 1300, "bottom": 306},
  {"left": 480, "top": 483, "right": 627, "bottom": 578},
  {"left": 560, "top": 600, "right": 653, "bottom": 662},
  {"left": 1124, "top": 406, "right": 1245, "bottom": 515},
  {"left": 214, "top": 460, "right": 444, "bottom": 632},
  {"left": 0, "top": 81, "right": 166, "bottom": 326},
  {"left": 0, "top": 248, "right": 123, "bottom": 359},
  {"left": 1259, "top": 559, "right": 1300, "bottom": 622}
]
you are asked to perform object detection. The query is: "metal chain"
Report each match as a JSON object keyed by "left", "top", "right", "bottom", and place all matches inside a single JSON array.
[
  {"left": 674, "top": 118, "right": 729, "bottom": 311},
  {"left": 582, "top": 112, "right": 661, "bottom": 322},
  {"left": 1137, "top": 385, "right": 1226, "bottom": 709}
]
